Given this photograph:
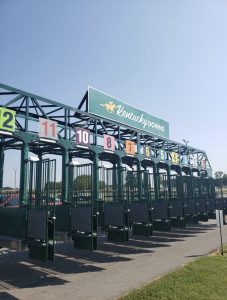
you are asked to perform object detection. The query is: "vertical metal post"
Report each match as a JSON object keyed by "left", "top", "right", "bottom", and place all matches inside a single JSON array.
[
  {"left": 61, "top": 148, "right": 69, "bottom": 203},
  {"left": 112, "top": 165, "right": 117, "bottom": 202},
  {"left": 153, "top": 164, "right": 159, "bottom": 200},
  {"left": 166, "top": 166, "right": 172, "bottom": 201},
  {"left": 137, "top": 160, "right": 142, "bottom": 201},
  {"left": 0, "top": 145, "right": 5, "bottom": 190},
  {"left": 218, "top": 209, "right": 224, "bottom": 256},
  {"left": 36, "top": 155, "right": 42, "bottom": 207},
  {"left": 13, "top": 168, "right": 17, "bottom": 189},
  {"left": 68, "top": 154, "right": 74, "bottom": 203},
  {"left": 92, "top": 152, "right": 99, "bottom": 211},
  {"left": 178, "top": 168, "right": 183, "bottom": 199},
  {"left": 117, "top": 157, "right": 122, "bottom": 204},
  {"left": 19, "top": 142, "right": 29, "bottom": 205}
]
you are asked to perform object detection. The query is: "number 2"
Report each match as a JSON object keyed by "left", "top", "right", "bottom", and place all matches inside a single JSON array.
[{"left": 2, "top": 112, "right": 13, "bottom": 129}]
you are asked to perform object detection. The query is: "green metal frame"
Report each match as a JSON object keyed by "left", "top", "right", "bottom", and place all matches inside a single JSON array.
[{"left": 0, "top": 83, "right": 214, "bottom": 252}]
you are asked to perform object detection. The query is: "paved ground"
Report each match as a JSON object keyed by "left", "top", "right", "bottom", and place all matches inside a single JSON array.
[{"left": 0, "top": 220, "right": 226, "bottom": 300}]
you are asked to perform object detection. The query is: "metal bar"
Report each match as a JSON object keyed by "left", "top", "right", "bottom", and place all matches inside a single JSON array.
[
  {"left": 3, "top": 94, "right": 24, "bottom": 107},
  {"left": 0, "top": 145, "right": 4, "bottom": 190},
  {"left": 19, "top": 142, "right": 29, "bottom": 205},
  {"left": 77, "top": 91, "right": 88, "bottom": 110},
  {"left": 61, "top": 148, "right": 69, "bottom": 203},
  {"left": 0, "top": 92, "right": 17, "bottom": 95}
]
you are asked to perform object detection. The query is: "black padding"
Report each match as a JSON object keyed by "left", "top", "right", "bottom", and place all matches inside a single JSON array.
[
  {"left": 71, "top": 207, "right": 92, "bottom": 233},
  {"left": 104, "top": 203, "right": 124, "bottom": 227},
  {"left": 152, "top": 201, "right": 168, "bottom": 220},
  {"left": 216, "top": 198, "right": 224, "bottom": 210},
  {"left": 197, "top": 199, "right": 207, "bottom": 213},
  {"left": 207, "top": 199, "right": 215, "bottom": 211},
  {"left": 0, "top": 207, "right": 27, "bottom": 238},
  {"left": 170, "top": 200, "right": 183, "bottom": 217},
  {"left": 27, "top": 211, "right": 47, "bottom": 240},
  {"left": 184, "top": 199, "right": 196, "bottom": 214},
  {"left": 222, "top": 198, "right": 227, "bottom": 209},
  {"left": 55, "top": 205, "right": 71, "bottom": 232},
  {"left": 129, "top": 202, "right": 149, "bottom": 223}
]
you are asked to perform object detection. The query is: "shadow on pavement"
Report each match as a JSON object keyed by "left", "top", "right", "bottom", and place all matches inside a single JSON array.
[
  {"left": 0, "top": 292, "right": 19, "bottom": 300},
  {"left": 0, "top": 248, "right": 104, "bottom": 290},
  {"left": 56, "top": 242, "right": 132, "bottom": 263}
]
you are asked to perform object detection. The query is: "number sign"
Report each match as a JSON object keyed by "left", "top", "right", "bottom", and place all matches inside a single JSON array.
[
  {"left": 39, "top": 118, "right": 58, "bottom": 140},
  {"left": 104, "top": 135, "right": 115, "bottom": 151},
  {"left": 159, "top": 149, "right": 166, "bottom": 161},
  {"left": 144, "top": 145, "right": 151, "bottom": 159},
  {"left": 125, "top": 140, "right": 135, "bottom": 156},
  {"left": 0, "top": 107, "right": 16, "bottom": 132},
  {"left": 171, "top": 152, "right": 179, "bottom": 164},
  {"left": 182, "top": 155, "right": 188, "bottom": 165},
  {"left": 201, "top": 159, "right": 206, "bottom": 169},
  {"left": 75, "top": 127, "right": 90, "bottom": 146}
]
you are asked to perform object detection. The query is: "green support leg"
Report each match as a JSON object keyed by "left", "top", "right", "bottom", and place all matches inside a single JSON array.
[
  {"left": 92, "top": 153, "right": 98, "bottom": 249},
  {"left": 61, "top": 148, "right": 69, "bottom": 203},
  {"left": 0, "top": 145, "right": 4, "bottom": 191},
  {"left": 137, "top": 160, "right": 142, "bottom": 201},
  {"left": 19, "top": 142, "right": 29, "bottom": 206}
]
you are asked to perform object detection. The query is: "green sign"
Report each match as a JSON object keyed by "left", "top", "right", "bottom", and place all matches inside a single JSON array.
[
  {"left": 88, "top": 87, "right": 169, "bottom": 138},
  {"left": 0, "top": 107, "right": 16, "bottom": 132}
]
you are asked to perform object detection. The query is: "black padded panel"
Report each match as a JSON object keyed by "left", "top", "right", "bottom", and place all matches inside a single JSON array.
[
  {"left": 207, "top": 199, "right": 215, "bottom": 212},
  {"left": 27, "top": 211, "right": 47, "bottom": 240},
  {"left": 216, "top": 198, "right": 224, "bottom": 210},
  {"left": 0, "top": 207, "right": 27, "bottom": 238},
  {"left": 222, "top": 198, "right": 227, "bottom": 209},
  {"left": 71, "top": 207, "right": 92, "bottom": 233},
  {"left": 129, "top": 202, "right": 149, "bottom": 223},
  {"left": 55, "top": 205, "right": 71, "bottom": 232},
  {"left": 104, "top": 203, "right": 124, "bottom": 227},
  {"left": 184, "top": 199, "right": 196, "bottom": 214},
  {"left": 152, "top": 201, "right": 168, "bottom": 220},
  {"left": 197, "top": 199, "right": 207, "bottom": 213},
  {"left": 170, "top": 201, "right": 183, "bottom": 217}
]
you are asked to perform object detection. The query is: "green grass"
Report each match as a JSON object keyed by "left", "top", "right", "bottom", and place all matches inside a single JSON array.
[{"left": 119, "top": 255, "right": 227, "bottom": 300}]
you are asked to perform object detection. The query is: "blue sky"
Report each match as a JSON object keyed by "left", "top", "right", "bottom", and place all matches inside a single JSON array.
[{"left": 1, "top": 0, "right": 227, "bottom": 185}]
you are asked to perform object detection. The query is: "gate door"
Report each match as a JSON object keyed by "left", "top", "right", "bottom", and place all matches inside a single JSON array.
[
  {"left": 195, "top": 177, "right": 208, "bottom": 222},
  {"left": 100, "top": 166, "right": 129, "bottom": 243},
  {"left": 70, "top": 163, "right": 97, "bottom": 250},
  {"left": 169, "top": 175, "right": 185, "bottom": 227},
  {"left": 127, "top": 170, "right": 153, "bottom": 237},
  {"left": 152, "top": 172, "right": 171, "bottom": 231},
  {"left": 27, "top": 159, "right": 56, "bottom": 262}
]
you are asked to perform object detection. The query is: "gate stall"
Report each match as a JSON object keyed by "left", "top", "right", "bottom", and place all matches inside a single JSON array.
[
  {"left": 69, "top": 163, "right": 98, "bottom": 250},
  {"left": 27, "top": 158, "right": 56, "bottom": 262},
  {"left": 127, "top": 169, "right": 153, "bottom": 237},
  {"left": 206, "top": 178, "right": 216, "bottom": 219},
  {"left": 99, "top": 165, "right": 129, "bottom": 243},
  {"left": 214, "top": 178, "right": 227, "bottom": 224},
  {"left": 0, "top": 158, "right": 56, "bottom": 262},
  {"left": 182, "top": 175, "right": 198, "bottom": 224},
  {"left": 195, "top": 177, "right": 209, "bottom": 222},
  {"left": 169, "top": 174, "right": 185, "bottom": 228},
  {"left": 152, "top": 171, "right": 171, "bottom": 232}
]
